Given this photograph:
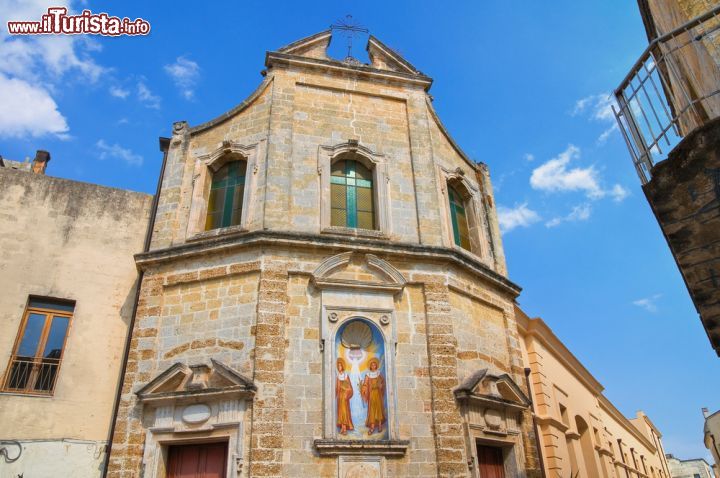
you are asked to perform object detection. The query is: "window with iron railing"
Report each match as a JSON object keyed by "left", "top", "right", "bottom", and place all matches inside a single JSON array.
[{"left": 2, "top": 297, "right": 75, "bottom": 395}]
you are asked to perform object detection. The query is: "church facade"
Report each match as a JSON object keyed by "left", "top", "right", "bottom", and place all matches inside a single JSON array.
[
  {"left": 104, "top": 31, "right": 542, "bottom": 478},
  {"left": 0, "top": 28, "right": 676, "bottom": 478}
]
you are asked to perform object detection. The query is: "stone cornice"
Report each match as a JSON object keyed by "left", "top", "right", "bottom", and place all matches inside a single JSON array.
[
  {"left": 535, "top": 414, "right": 569, "bottom": 432},
  {"left": 366, "top": 35, "right": 421, "bottom": 75},
  {"left": 265, "top": 51, "right": 433, "bottom": 90},
  {"left": 599, "top": 396, "right": 658, "bottom": 453},
  {"left": 515, "top": 311, "right": 604, "bottom": 394},
  {"left": 313, "top": 439, "right": 409, "bottom": 457},
  {"left": 135, "top": 230, "right": 521, "bottom": 297},
  {"left": 186, "top": 76, "right": 273, "bottom": 135},
  {"left": 426, "top": 97, "right": 480, "bottom": 172}
]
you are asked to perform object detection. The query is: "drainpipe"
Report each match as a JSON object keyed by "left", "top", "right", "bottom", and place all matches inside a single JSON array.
[
  {"left": 102, "top": 137, "right": 170, "bottom": 477},
  {"left": 524, "top": 367, "right": 547, "bottom": 478}
]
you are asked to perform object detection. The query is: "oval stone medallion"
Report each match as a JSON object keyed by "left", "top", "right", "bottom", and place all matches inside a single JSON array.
[{"left": 182, "top": 403, "right": 211, "bottom": 424}]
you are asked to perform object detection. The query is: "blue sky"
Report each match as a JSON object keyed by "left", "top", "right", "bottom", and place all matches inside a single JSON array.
[{"left": 1, "top": 0, "right": 718, "bottom": 461}]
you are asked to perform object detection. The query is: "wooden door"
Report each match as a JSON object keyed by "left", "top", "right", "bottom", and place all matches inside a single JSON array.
[
  {"left": 477, "top": 444, "right": 505, "bottom": 478},
  {"left": 167, "top": 442, "right": 227, "bottom": 478}
]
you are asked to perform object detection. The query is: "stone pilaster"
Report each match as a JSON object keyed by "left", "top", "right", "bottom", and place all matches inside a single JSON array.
[
  {"left": 262, "top": 75, "right": 294, "bottom": 231},
  {"left": 106, "top": 273, "right": 163, "bottom": 477},
  {"left": 406, "top": 95, "right": 444, "bottom": 247},
  {"left": 248, "top": 259, "right": 289, "bottom": 477},
  {"left": 421, "top": 276, "right": 468, "bottom": 477}
]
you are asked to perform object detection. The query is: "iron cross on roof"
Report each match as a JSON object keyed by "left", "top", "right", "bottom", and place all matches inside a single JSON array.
[{"left": 330, "top": 15, "right": 369, "bottom": 64}]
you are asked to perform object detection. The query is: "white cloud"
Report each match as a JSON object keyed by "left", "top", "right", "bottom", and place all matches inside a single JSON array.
[
  {"left": 497, "top": 203, "right": 541, "bottom": 233},
  {"left": 545, "top": 203, "right": 592, "bottom": 228},
  {"left": 109, "top": 86, "right": 129, "bottom": 99},
  {"left": 573, "top": 93, "right": 615, "bottom": 121},
  {"left": 597, "top": 123, "right": 618, "bottom": 145},
  {"left": 0, "top": 2, "right": 105, "bottom": 82},
  {"left": 164, "top": 56, "right": 200, "bottom": 100},
  {"left": 523, "top": 153, "right": 535, "bottom": 162},
  {"left": 530, "top": 145, "right": 630, "bottom": 202},
  {"left": 632, "top": 294, "right": 662, "bottom": 313},
  {"left": 530, "top": 144, "right": 604, "bottom": 199},
  {"left": 0, "top": 73, "right": 68, "bottom": 138},
  {"left": 572, "top": 93, "right": 620, "bottom": 143},
  {"left": 137, "top": 81, "right": 161, "bottom": 109},
  {"left": 96, "top": 139, "right": 143, "bottom": 166},
  {"left": 609, "top": 184, "right": 630, "bottom": 202},
  {"left": 0, "top": 0, "right": 109, "bottom": 138}
]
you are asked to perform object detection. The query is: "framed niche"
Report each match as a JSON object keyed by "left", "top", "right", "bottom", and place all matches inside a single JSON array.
[
  {"left": 436, "top": 165, "right": 493, "bottom": 263},
  {"left": 186, "top": 139, "right": 266, "bottom": 239},
  {"left": 311, "top": 252, "right": 409, "bottom": 458},
  {"left": 317, "top": 140, "right": 391, "bottom": 238}
]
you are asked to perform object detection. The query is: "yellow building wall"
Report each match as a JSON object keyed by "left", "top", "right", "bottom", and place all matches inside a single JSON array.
[{"left": 518, "top": 308, "right": 671, "bottom": 478}]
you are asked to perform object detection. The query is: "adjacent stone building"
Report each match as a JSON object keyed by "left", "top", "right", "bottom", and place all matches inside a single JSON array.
[
  {"left": 666, "top": 454, "right": 715, "bottom": 478},
  {"left": 0, "top": 152, "right": 152, "bottom": 476},
  {"left": 518, "top": 308, "right": 672, "bottom": 478},
  {"left": 613, "top": 0, "right": 720, "bottom": 355},
  {"left": 103, "top": 30, "right": 545, "bottom": 478},
  {"left": 704, "top": 408, "right": 720, "bottom": 476}
]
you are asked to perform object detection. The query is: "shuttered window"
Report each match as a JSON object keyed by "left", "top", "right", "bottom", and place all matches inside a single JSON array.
[
  {"left": 449, "top": 186, "right": 471, "bottom": 250},
  {"left": 206, "top": 161, "right": 246, "bottom": 230},
  {"left": 330, "top": 160, "right": 375, "bottom": 230}
]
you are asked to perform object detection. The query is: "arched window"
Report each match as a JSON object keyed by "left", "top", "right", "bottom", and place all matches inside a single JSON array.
[
  {"left": 331, "top": 159, "right": 375, "bottom": 230},
  {"left": 205, "top": 161, "right": 246, "bottom": 230},
  {"left": 448, "top": 185, "right": 470, "bottom": 250}
]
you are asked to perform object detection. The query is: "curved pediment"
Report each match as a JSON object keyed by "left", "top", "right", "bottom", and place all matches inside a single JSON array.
[{"left": 312, "top": 252, "right": 406, "bottom": 294}]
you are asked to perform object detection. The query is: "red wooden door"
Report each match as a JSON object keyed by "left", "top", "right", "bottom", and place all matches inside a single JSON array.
[
  {"left": 477, "top": 444, "right": 505, "bottom": 478},
  {"left": 167, "top": 442, "right": 227, "bottom": 478}
]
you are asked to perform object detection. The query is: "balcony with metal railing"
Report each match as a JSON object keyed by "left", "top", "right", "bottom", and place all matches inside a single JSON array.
[
  {"left": 613, "top": 3, "right": 720, "bottom": 356},
  {"left": 613, "top": 4, "right": 720, "bottom": 184},
  {"left": 2, "top": 354, "right": 61, "bottom": 395}
]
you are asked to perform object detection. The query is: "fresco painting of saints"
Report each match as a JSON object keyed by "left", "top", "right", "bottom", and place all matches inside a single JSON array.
[
  {"left": 361, "top": 357, "right": 386, "bottom": 433},
  {"left": 335, "top": 358, "right": 354, "bottom": 434},
  {"left": 335, "top": 319, "right": 388, "bottom": 440}
]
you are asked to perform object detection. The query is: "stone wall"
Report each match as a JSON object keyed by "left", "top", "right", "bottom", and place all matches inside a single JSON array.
[
  {"left": 643, "top": 117, "right": 720, "bottom": 355},
  {"left": 518, "top": 310, "right": 671, "bottom": 478},
  {"left": 106, "top": 240, "right": 536, "bottom": 477}
]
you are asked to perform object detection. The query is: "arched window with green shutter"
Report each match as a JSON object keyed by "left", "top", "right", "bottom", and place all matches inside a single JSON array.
[
  {"left": 205, "top": 161, "right": 247, "bottom": 230},
  {"left": 448, "top": 185, "right": 471, "bottom": 250},
  {"left": 330, "top": 159, "right": 375, "bottom": 230}
]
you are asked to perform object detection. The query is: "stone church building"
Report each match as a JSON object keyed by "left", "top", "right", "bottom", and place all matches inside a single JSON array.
[
  {"left": 105, "top": 30, "right": 540, "bottom": 478},
  {"left": 0, "top": 28, "right": 671, "bottom": 478}
]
